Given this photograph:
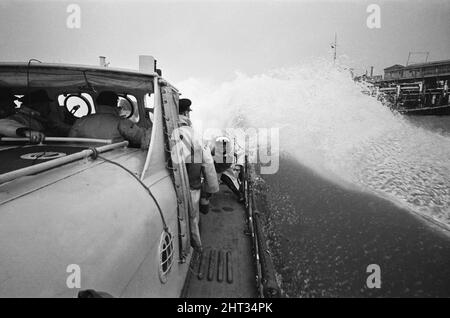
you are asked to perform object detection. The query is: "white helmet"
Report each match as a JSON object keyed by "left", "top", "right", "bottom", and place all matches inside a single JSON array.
[{"left": 215, "top": 136, "right": 231, "bottom": 144}]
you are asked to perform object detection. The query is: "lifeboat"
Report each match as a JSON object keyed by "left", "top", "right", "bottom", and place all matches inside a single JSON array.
[{"left": 0, "top": 57, "right": 279, "bottom": 298}]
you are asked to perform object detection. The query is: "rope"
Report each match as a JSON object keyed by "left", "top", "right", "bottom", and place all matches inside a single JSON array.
[
  {"left": 94, "top": 154, "right": 168, "bottom": 232},
  {"left": 82, "top": 71, "right": 97, "bottom": 94},
  {"left": 89, "top": 147, "right": 99, "bottom": 160}
]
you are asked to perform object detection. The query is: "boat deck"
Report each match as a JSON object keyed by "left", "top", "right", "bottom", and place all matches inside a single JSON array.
[{"left": 182, "top": 185, "right": 257, "bottom": 298}]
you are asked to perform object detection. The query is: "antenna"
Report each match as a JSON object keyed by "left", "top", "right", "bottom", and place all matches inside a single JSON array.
[
  {"left": 406, "top": 51, "right": 429, "bottom": 66},
  {"left": 331, "top": 33, "right": 337, "bottom": 64}
]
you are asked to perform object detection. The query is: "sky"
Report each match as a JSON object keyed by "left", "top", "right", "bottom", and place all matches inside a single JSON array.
[{"left": 0, "top": 0, "right": 449, "bottom": 83}]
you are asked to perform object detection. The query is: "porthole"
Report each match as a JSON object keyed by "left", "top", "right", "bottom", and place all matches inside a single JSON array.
[
  {"left": 144, "top": 93, "right": 154, "bottom": 122},
  {"left": 118, "top": 94, "right": 139, "bottom": 122},
  {"left": 118, "top": 95, "right": 134, "bottom": 119},
  {"left": 158, "top": 230, "right": 174, "bottom": 284},
  {"left": 61, "top": 93, "right": 93, "bottom": 118}
]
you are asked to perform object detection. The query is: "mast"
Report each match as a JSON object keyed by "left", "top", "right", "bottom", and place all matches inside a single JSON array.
[{"left": 332, "top": 33, "right": 337, "bottom": 64}]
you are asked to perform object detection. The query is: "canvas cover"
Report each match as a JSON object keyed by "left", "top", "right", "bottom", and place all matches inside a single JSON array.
[{"left": 0, "top": 64, "right": 153, "bottom": 91}]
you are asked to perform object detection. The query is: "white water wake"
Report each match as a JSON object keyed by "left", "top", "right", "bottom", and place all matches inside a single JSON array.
[{"left": 177, "top": 59, "right": 450, "bottom": 227}]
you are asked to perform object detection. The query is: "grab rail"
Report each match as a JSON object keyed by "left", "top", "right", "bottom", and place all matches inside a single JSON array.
[
  {"left": 245, "top": 156, "right": 281, "bottom": 298},
  {"left": 0, "top": 137, "right": 114, "bottom": 144}
]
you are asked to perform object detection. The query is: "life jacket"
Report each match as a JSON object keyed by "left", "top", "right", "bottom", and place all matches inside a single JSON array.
[
  {"left": 178, "top": 116, "right": 219, "bottom": 193},
  {"left": 68, "top": 105, "right": 123, "bottom": 140},
  {"left": 69, "top": 113, "right": 123, "bottom": 140},
  {"left": 178, "top": 121, "right": 203, "bottom": 190},
  {"left": 211, "top": 137, "right": 234, "bottom": 173}
]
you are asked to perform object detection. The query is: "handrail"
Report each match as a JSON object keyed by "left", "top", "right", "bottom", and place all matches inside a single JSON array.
[
  {"left": 0, "top": 141, "right": 128, "bottom": 185},
  {"left": 245, "top": 157, "right": 281, "bottom": 298},
  {"left": 0, "top": 137, "right": 114, "bottom": 144}
]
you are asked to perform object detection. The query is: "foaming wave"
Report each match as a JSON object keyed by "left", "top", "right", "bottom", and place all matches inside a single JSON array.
[{"left": 177, "top": 59, "right": 450, "bottom": 227}]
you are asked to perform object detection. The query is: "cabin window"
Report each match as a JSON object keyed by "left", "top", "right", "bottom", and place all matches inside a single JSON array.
[
  {"left": 13, "top": 95, "right": 23, "bottom": 108},
  {"left": 58, "top": 93, "right": 94, "bottom": 118},
  {"left": 118, "top": 94, "right": 139, "bottom": 123},
  {"left": 144, "top": 93, "right": 155, "bottom": 122}
]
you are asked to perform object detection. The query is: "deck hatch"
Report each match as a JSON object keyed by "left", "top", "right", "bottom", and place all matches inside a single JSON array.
[{"left": 0, "top": 145, "right": 86, "bottom": 174}]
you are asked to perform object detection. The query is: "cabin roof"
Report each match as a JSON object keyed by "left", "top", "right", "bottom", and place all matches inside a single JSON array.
[
  {"left": 0, "top": 62, "right": 157, "bottom": 77},
  {"left": 384, "top": 59, "right": 450, "bottom": 72},
  {"left": 0, "top": 62, "right": 167, "bottom": 91},
  {"left": 384, "top": 64, "right": 404, "bottom": 71},
  {"left": 405, "top": 59, "right": 450, "bottom": 69}
]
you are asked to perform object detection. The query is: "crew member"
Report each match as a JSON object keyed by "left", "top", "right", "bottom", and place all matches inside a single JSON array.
[
  {"left": 69, "top": 91, "right": 151, "bottom": 149},
  {"left": 0, "top": 89, "right": 65, "bottom": 143},
  {"left": 211, "top": 136, "right": 244, "bottom": 203},
  {"left": 0, "top": 88, "right": 17, "bottom": 119},
  {"left": 177, "top": 98, "right": 219, "bottom": 250}
]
